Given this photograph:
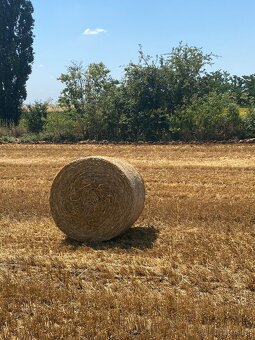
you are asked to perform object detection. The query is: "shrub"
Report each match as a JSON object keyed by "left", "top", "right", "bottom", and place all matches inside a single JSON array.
[
  {"left": 175, "top": 92, "right": 241, "bottom": 141},
  {"left": 22, "top": 101, "right": 48, "bottom": 133},
  {"left": 220, "top": 103, "right": 242, "bottom": 139},
  {"left": 241, "top": 107, "right": 255, "bottom": 138},
  {"left": 44, "top": 110, "right": 77, "bottom": 141}
]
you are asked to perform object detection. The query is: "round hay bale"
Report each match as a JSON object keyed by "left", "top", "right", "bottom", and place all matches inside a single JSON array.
[{"left": 49, "top": 156, "right": 145, "bottom": 242}]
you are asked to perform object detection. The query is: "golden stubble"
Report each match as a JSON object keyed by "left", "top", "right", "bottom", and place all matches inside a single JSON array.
[{"left": 0, "top": 144, "right": 255, "bottom": 339}]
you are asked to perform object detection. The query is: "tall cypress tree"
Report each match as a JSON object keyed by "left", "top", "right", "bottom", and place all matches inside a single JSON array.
[{"left": 0, "top": 0, "right": 34, "bottom": 124}]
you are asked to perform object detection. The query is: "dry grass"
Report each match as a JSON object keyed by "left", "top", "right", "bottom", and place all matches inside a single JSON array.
[{"left": 0, "top": 144, "right": 255, "bottom": 339}]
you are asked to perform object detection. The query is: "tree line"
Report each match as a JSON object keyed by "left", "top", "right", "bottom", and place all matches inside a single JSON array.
[
  {"left": 39, "top": 43, "right": 254, "bottom": 142},
  {"left": 1, "top": 1, "right": 255, "bottom": 142}
]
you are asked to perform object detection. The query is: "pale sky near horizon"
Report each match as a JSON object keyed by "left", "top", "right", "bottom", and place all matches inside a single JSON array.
[{"left": 26, "top": 0, "right": 255, "bottom": 103}]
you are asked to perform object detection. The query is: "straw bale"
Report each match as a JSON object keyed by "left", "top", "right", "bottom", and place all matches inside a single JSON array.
[{"left": 50, "top": 156, "right": 145, "bottom": 241}]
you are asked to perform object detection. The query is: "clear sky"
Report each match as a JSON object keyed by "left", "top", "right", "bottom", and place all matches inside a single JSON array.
[{"left": 26, "top": 0, "right": 255, "bottom": 103}]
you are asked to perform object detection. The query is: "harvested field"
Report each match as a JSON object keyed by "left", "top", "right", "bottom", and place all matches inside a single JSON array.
[{"left": 0, "top": 144, "right": 255, "bottom": 339}]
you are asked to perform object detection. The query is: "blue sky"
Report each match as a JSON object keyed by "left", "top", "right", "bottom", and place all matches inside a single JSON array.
[{"left": 26, "top": 0, "right": 255, "bottom": 103}]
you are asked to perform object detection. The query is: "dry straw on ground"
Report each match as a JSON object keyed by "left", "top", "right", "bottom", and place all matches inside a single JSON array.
[
  {"left": 49, "top": 156, "right": 145, "bottom": 241},
  {"left": 1, "top": 144, "right": 255, "bottom": 338}
]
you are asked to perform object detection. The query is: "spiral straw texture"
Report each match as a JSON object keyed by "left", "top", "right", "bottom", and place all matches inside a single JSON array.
[{"left": 50, "top": 156, "right": 145, "bottom": 242}]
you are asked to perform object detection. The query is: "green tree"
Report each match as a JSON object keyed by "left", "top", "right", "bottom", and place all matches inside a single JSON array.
[
  {"left": 0, "top": 0, "right": 34, "bottom": 124},
  {"left": 164, "top": 42, "right": 215, "bottom": 108},
  {"left": 119, "top": 48, "right": 170, "bottom": 141},
  {"left": 23, "top": 100, "right": 48, "bottom": 133},
  {"left": 198, "top": 70, "right": 232, "bottom": 96},
  {"left": 58, "top": 61, "right": 117, "bottom": 139},
  {"left": 175, "top": 92, "right": 241, "bottom": 141},
  {"left": 44, "top": 110, "right": 77, "bottom": 141},
  {"left": 241, "top": 107, "right": 255, "bottom": 138},
  {"left": 241, "top": 74, "right": 255, "bottom": 106},
  {"left": 230, "top": 75, "right": 248, "bottom": 106},
  {"left": 117, "top": 43, "right": 215, "bottom": 141}
]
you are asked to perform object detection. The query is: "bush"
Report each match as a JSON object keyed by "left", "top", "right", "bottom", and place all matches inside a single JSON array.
[
  {"left": 22, "top": 101, "right": 48, "bottom": 133},
  {"left": 220, "top": 103, "right": 242, "bottom": 139},
  {"left": 175, "top": 92, "right": 241, "bottom": 141},
  {"left": 44, "top": 110, "right": 77, "bottom": 141},
  {"left": 241, "top": 107, "right": 255, "bottom": 138}
]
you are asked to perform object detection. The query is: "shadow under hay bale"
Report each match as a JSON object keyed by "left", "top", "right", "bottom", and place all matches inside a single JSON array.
[{"left": 62, "top": 225, "right": 158, "bottom": 250}]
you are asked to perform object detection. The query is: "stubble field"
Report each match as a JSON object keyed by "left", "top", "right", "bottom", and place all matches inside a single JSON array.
[{"left": 0, "top": 143, "right": 255, "bottom": 339}]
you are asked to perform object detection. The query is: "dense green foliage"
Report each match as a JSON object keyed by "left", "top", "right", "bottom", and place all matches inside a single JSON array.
[
  {"left": 2, "top": 42, "right": 255, "bottom": 142},
  {"left": 0, "top": 0, "right": 34, "bottom": 124},
  {"left": 22, "top": 100, "right": 48, "bottom": 133},
  {"left": 52, "top": 43, "right": 255, "bottom": 142}
]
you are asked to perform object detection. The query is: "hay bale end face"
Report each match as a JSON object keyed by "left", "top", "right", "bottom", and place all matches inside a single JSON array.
[{"left": 50, "top": 156, "right": 145, "bottom": 242}]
